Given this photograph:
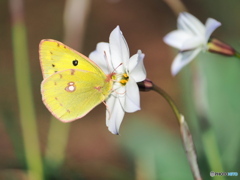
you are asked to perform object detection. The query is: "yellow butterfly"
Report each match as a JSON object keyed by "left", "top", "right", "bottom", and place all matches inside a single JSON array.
[{"left": 39, "top": 39, "right": 113, "bottom": 122}]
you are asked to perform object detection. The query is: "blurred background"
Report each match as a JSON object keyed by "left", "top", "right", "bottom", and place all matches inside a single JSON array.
[{"left": 0, "top": 0, "right": 240, "bottom": 179}]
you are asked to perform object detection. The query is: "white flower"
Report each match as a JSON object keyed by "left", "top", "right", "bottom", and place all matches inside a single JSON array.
[
  {"left": 89, "top": 26, "right": 146, "bottom": 134},
  {"left": 163, "top": 12, "right": 221, "bottom": 75}
]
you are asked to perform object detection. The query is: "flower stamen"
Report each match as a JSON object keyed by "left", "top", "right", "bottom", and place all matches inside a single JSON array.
[{"left": 119, "top": 73, "right": 129, "bottom": 86}]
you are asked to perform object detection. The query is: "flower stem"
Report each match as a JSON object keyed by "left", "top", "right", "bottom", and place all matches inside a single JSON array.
[
  {"left": 152, "top": 84, "right": 181, "bottom": 122},
  {"left": 141, "top": 82, "right": 202, "bottom": 180}
]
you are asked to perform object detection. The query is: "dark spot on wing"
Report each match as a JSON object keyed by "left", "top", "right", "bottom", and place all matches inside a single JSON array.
[
  {"left": 72, "top": 59, "right": 78, "bottom": 66},
  {"left": 52, "top": 64, "right": 55, "bottom": 67}
]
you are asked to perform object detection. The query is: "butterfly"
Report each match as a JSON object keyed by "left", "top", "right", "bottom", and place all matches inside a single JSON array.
[{"left": 39, "top": 39, "right": 114, "bottom": 122}]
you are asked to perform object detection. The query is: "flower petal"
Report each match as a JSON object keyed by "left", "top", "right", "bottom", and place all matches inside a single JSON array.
[
  {"left": 129, "top": 50, "right": 146, "bottom": 82},
  {"left": 163, "top": 30, "right": 193, "bottom": 49},
  {"left": 205, "top": 18, "right": 221, "bottom": 44},
  {"left": 89, "top": 42, "right": 111, "bottom": 74},
  {"left": 124, "top": 77, "right": 141, "bottom": 112},
  {"left": 171, "top": 48, "right": 202, "bottom": 76},
  {"left": 128, "top": 53, "right": 137, "bottom": 71},
  {"left": 178, "top": 12, "right": 205, "bottom": 36},
  {"left": 106, "top": 95, "right": 125, "bottom": 135},
  {"left": 181, "top": 36, "right": 204, "bottom": 51},
  {"left": 109, "top": 26, "right": 129, "bottom": 72}
]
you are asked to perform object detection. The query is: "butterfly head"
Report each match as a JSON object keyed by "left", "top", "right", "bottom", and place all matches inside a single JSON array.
[{"left": 106, "top": 72, "right": 116, "bottom": 82}]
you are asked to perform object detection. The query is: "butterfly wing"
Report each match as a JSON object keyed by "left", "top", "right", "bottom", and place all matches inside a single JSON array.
[
  {"left": 39, "top": 39, "right": 103, "bottom": 79},
  {"left": 41, "top": 69, "right": 112, "bottom": 122}
]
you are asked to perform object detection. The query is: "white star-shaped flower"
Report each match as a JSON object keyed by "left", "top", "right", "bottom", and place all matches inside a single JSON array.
[
  {"left": 89, "top": 26, "right": 146, "bottom": 134},
  {"left": 164, "top": 12, "right": 221, "bottom": 75}
]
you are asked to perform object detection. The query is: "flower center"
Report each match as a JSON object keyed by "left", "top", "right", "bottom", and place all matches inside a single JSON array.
[{"left": 119, "top": 73, "right": 129, "bottom": 86}]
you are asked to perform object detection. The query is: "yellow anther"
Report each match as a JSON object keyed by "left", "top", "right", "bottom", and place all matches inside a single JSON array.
[{"left": 120, "top": 79, "right": 128, "bottom": 84}]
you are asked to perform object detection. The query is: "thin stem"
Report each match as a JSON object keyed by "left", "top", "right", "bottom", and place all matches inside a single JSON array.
[
  {"left": 9, "top": 0, "right": 43, "bottom": 179},
  {"left": 191, "top": 61, "right": 226, "bottom": 179},
  {"left": 163, "top": 0, "right": 187, "bottom": 15},
  {"left": 152, "top": 83, "right": 181, "bottom": 122},
  {"left": 202, "top": 129, "right": 225, "bottom": 180},
  {"left": 196, "top": 115, "right": 225, "bottom": 180},
  {"left": 44, "top": 0, "right": 91, "bottom": 173},
  {"left": 151, "top": 83, "right": 202, "bottom": 180}
]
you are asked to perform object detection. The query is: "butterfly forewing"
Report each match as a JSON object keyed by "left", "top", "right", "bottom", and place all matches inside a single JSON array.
[
  {"left": 39, "top": 39, "right": 103, "bottom": 79},
  {"left": 41, "top": 69, "right": 112, "bottom": 122}
]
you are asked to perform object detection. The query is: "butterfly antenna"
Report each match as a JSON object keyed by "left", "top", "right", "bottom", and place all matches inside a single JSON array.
[{"left": 112, "top": 63, "right": 123, "bottom": 73}]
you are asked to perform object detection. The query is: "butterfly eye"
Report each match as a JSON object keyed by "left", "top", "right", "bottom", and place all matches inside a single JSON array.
[{"left": 72, "top": 60, "right": 78, "bottom": 66}]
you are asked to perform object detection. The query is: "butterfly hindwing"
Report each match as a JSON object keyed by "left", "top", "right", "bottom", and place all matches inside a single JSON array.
[{"left": 41, "top": 69, "right": 112, "bottom": 122}]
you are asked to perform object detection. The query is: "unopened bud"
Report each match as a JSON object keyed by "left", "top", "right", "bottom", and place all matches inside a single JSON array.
[{"left": 137, "top": 79, "right": 153, "bottom": 92}]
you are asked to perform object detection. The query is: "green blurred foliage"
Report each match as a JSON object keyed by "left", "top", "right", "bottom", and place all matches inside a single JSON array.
[
  {"left": 197, "top": 53, "right": 240, "bottom": 171},
  {"left": 121, "top": 117, "right": 193, "bottom": 180}
]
